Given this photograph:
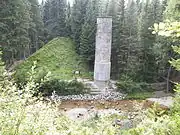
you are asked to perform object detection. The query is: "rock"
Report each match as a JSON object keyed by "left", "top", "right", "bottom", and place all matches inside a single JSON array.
[
  {"left": 115, "top": 119, "right": 122, "bottom": 126},
  {"left": 100, "top": 101, "right": 105, "bottom": 105},
  {"left": 146, "top": 96, "right": 173, "bottom": 108},
  {"left": 78, "top": 113, "right": 84, "bottom": 117},
  {"left": 105, "top": 106, "right": 108, "bottom": 109},
  {"left": 66, "top": 108, "right": 121, "bottom": 121},
  {"left": 64, "top": 108, "right": 67, "bottom": 112},
  {"left": 119, "top": 120, "right": 133, "bottom": 130},
  {"left": 49, "top": 90, "right": 125, "bottom": 102},
  {"left": 66, "top": 108, "right": 89, "bottom": 121}
]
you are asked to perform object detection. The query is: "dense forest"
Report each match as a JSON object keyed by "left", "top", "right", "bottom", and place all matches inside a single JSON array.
[
  {"left": 0, "top": 0, "right": 180, "bottom": 135},
  {"left": 1, "top": 0, "right": 179, "bottom": 86}
]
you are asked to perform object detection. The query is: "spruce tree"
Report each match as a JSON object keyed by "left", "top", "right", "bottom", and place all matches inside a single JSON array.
[
  {"left": 43, "top": 0, "right": 67, "bottom": 38},
  {"left": 107, "top": 0, "right": 120, "bottom": 79},
  {"left": 28, "top": 0, "right": 45, "bottom": 54},
  {"left": 71, "top": 0, "right": 89, "bottom": 54},
  {"left": 65, "top": 2, "right": 72, "bottom": 37},
  {"left": 79, "top": 0, "right": 99, "bottom": 69},
  {"left": 57, "top": 0, "right": 67, "bottom": 36},
  {"left": 137, "top": 0, "right": 163, "bottom": 82},
  {"left": 125, "top": 0, "right": 140, "bottom": 79},
  {"left": 0, "top": 0, "right": 31, "bottom": 65}
]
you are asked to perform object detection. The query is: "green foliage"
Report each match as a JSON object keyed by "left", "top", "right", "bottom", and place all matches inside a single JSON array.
[
  {"left": 125, "top": 114, "right": 180, "bottom": 135},
  {"left": 0, "top": 63, "right": 122, "bottom": 135},
  {"left": 164, "top": 0, "right": 180, "bottom": 20},
  {"left": 43, "top": 0, "right": 67, "bottom": 38},
  {"left": 0, "top": 0, "right": 31, "bottom": 64},
  {"left": 125, "top": 11, "right": 180, "bottom": 135},
  {"left": 79, "top": 0, "right": 99, "bottom": 67},
  {"left": 28, "top": 0, "right": 45, "bottom": 54},
  {"left": 0, "top": 51, "right": 5, "bottom": 80},
  {"left": 71, "top": 0, "right": 90, "bottom": 53},
  {"left": 39, "top": 79, "right": 88, "bottom": 96},
  {"left": 116, "top": 75, "right": 151, "bottom": 93},
  {"left": 0, "top": 0, "right": 44, "bottom": 65},
  {"left": 55, "top": 114, "right": 121, "bottom": 135},
  {"left": 125, "top": 91, "right": 154, "bottom": 100},
  {"left": 14, "top": 37, "right": 90, "bottom": 83}
]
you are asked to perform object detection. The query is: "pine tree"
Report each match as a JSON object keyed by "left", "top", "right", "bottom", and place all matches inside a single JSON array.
[
  {"left": 71, "top": 0, "right": 89, "bottom": 54},
  {"left": 79, "top": 0, "right": 99, "bottom": 69},
  {"left": 57, "top": 0, "right": 67, "bottom": 36},
  {"left": 0, "top": 0, "right": 31, "bottom": 65},
  {"left": 107, "top": 0, "right": 120, "bottom": 79},
  {"left": 43, "top": 0, "right": 67, "bottom": 38},
  {"left": 28, "top": 0, "right": 45, "bottom": 54},
  {"left": 65, "top": 2, "right": 72, "bottom": 37},
  {"left": 43, "top": 0, "right": 51, "bottom": 23},
  {"left": 137, "top": 0, "right": 164, "bottom": 82},
  {"left": 125, "top": 0, "right": 140, "bottom": 78},
  {"left": 115, "top": 0, "right": 128, "bottom": 79}
]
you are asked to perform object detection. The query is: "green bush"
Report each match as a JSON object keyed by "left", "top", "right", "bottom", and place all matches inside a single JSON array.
[
  {"left": 116, "top": 75, "right": 151, "bottom": 93},
  {"left": 39, "top": 79, "right": 88, "bottom": 96},
  {"left": 15, "top": 61, "right": 88, "bottom": 96},
  {"left": 0, "top": 63, "right": 121, "bottom": 135},
  {"left": 172, "top": 84, "right": 180, "bottom": 113}
]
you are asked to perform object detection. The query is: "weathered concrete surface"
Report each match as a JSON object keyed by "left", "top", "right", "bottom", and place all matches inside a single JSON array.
[{"left": 94, "top": 17, "right": 112, "bottom": 85}]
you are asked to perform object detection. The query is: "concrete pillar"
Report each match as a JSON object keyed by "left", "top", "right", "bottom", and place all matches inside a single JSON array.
[{"left": 94, "top": 17, "right": 112, "bottom": 88}]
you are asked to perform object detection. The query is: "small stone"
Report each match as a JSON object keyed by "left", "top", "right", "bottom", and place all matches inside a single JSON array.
[
  {"left": 64, "top": 108, "right": 67, "bottom": 112},
  {"left": 78, "top": 113, "right": 84, "bottom": 117},
  {"left": 100, "top": 101, "right": 105, "bottom": 105},
  {"left": 105, "top": 106, "right": 108, "bottom": 109},
  {"left": 115, "top": 119, "right": 122, "bottom": 126}
]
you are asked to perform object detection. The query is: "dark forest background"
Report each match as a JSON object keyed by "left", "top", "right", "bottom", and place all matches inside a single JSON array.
[{"left": 0, "top": 0, "right": 180, "bottom": 83}]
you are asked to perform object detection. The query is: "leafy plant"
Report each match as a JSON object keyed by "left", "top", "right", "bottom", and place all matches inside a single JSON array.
[
  {"left": 116, "top": 75, "right": 151, "bottom": 93},
  {"left": 122, "top": 20, "right": 180, "bottom": 135},
  {"left": 39, "top": 79, "right": 88, "bottom": 96}
]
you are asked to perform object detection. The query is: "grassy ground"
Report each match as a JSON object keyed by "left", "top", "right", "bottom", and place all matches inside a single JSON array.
[
  {"left": 125, "top": 91, "right": 154, "bottom": 100},
  {"left": 15, "top": 37, "right": 90, "bottom": 82}
]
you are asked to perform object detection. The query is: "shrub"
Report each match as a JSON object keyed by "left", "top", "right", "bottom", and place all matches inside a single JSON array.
[
  {"left": 172, "top": 84, "right": 180, "bottom": 113},
  {"left": 121, "top": 21, "right": 180, "bottom": 135},
  {"left": 0, "top": 62, "right": 121, "bottom": 135},
  {"left": 15, "top": 61, "right": 88, "bottom": 96},
  {"left": 39, "top": 79, "right": 88, "bottom": 96},
  {"left": 116, "top": 75, "right": 151, "bottom": 93}
]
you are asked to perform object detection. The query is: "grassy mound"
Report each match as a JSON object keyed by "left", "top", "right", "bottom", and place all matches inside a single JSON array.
[{"left": 15, "top": 37, "right": 89, "bottom": 82}]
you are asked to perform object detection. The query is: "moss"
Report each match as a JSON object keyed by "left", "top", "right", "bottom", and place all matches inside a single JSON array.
[{"left": 15, "top": 37, "right": 90, "bottom": 83}]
